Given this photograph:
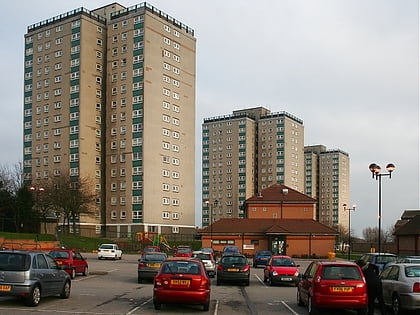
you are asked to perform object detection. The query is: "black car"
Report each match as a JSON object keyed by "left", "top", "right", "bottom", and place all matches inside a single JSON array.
[
  {"left": 216, "top": 253, "right": 250, "bottom": 286},
  {"left": 0, "top": 251, "right": 71, "bottom": 306}
]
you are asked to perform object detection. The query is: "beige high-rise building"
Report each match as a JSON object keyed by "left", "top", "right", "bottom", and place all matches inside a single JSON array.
[
  {"left": 304, "top": 145, "right": 350, "bottom": 230},
  {"left": 202, "top": 107, "right": 304, "bottom": 226},
  {"left": 23, "top": 3, "right": 196, "bottom": 237}
]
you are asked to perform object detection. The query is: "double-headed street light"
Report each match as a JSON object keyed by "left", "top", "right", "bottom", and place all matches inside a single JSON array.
[
  {"left": 343, "top": 204, "right": 356, "bottom": 260},
  {"left": 369, "top": 163, "right": 395, "bottom": 255}
]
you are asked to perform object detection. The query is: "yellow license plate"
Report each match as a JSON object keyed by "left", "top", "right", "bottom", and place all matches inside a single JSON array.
[
  {"left": 227, "top": 268, "right": 239, "bottom": 272},
  {"left": 0, "top": 285, "right": 11, "bottom": 292},
  {"left": 148, "top": 263, "right": 160, "bottom": 268},
  {"left": 331, "top": 286, "right": 353, "bottom": 292},
  {"left": 171, "top": 279, "right": 190, "bottom": 286}
]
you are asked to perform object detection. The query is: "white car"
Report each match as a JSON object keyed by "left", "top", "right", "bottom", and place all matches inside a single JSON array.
[{"left": 97, "top": 243, "right": 122, "bottom": 260}]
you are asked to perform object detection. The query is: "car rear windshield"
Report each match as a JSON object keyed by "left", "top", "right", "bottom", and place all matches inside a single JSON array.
[
  {"left": 162, "top": 261, "right": 201, "bottom": 274},
  {"left": 49, "top": 251, "right": 70, "bottom": 259},
  {"left": 143, "top": 254, "right": 166, "bottom": 261},
  {"left": 257, "top": 251, "right": 272, "bottom": 256},
  {"left": 405, "top": 266, "right": 420, "bottom": 278},
  {"left": 221, "top": 256, "right": 246, "bottom": 265},
  {"left": 193, "top": 253, "right": 211, "bottom": 260},
  {"left": 100, "top": 244, "right": 114, "bottom": 249},
  {"left": 0, "top": 253, "right": 31, "bottom": 271},
  {"left": 322, "top": 266, "right": 362, "bottom": 280},
  {"left": 177, "top": 248, "right": 191, "bottom": 254},
  {"left": 272, "top": 258, "right": 294, "bottom": 266},
  {"left": 376, "top": 256, "right": 397, "bottom": 264}
]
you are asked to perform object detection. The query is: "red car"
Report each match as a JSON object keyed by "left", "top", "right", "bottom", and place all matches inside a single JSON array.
[
  {"left": 297, "top": 260, "right": 368, "bottom": 315},
  {"left": 263, "top": 255, "right": 300, "bottom": 286},
  {"left": 142, "top": 245, "right": 161, "bottom": 255},
  {"left": 174, "top": 246, "right": 193, "bottom": 258},
  {"left": 49, "top": 249, "right": 89, "bottom": 279},
  {"left": 153, "top": 257, "right": 211, "bottom": 311}
]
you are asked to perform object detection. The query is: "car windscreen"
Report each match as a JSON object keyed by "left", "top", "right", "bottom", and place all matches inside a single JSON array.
[
  {"left": 321, "top": 266, "right": 362, "bottom": 280},
  {"left": 193, "top": 253, "right": 211, "bottom": 260},
  {"left": 176, "top": 248, "right": 191, "bottom": 254},
  {"left": 49, "top": 251, "right": 70, "bottom": 259},
  {"left": 257, "top": 251, "right": 272, "bottom": 256},
  {"left": 272, "top": 258, "right": 294, "bottom": 266},
  {"left": 0, "top": 253, "right": 31, "bottom": 271}
]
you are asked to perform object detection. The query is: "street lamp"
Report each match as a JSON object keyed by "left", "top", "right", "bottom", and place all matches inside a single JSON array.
[
  {"left": 205, "top": 200, "right": 218, "bottom": 249},
  {"left": 369, "top": 163, "right": 395, "bottom": 255},
  {"left": 343, "top": 204, "right": 356, "bottom": 260}
]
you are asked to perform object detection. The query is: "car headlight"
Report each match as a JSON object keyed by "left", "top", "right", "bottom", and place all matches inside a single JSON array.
[{"left": 272, "top": 271, "right": 278, "bottom": 276}]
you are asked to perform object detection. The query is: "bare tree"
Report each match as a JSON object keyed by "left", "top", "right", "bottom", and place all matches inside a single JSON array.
[{"left": 47, "top": 175, "right": 96, "bottom": 234}]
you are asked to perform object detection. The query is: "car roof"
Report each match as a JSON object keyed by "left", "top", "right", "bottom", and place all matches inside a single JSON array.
[
  {"left": 164, "top": 257, "right": 201, "bottom": 263},
  {"left": 362, "top": 253, "right": 396, "bottom": 256},
  {"left": 221, "top": 253, "right": 245, "bottom": 257},
  {"left": 271, "top": 255, "right": 292, "bottom": 258},
  {"left": 316, "top": 260, "right": 358, "bottom": 266}
]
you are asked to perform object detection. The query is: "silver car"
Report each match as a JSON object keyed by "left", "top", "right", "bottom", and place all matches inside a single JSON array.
[
  {"left": 380, "top": 263, "right": 420, "bottom": 315},
  {"left": 0, "top": 251, "right": 71, "bottom": 306},
  {"left": 192, "top": 251, "right": 216, "bottom": 277}
]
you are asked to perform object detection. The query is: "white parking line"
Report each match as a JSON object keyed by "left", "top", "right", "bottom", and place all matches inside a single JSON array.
[
  {"left": 213, "top": 299, "right": 219, "bottom": 315},
  {"left": 254, "top": 274, "right": 267, "bottom": 287},
  {"left": 281, "top": 300, "right": 301, "bottom": 315},
  {"left": 126, "top": 297, "right": 152, "bottom": 315}
]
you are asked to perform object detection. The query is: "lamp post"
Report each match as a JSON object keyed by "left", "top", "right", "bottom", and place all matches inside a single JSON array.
[
  {"left": 205, "top": 200, "right": 218, "bottom": 249},
  {"left": 369, "top": 163, "right": 395, "bottom": 255},
  {"left": 343, "top": 204, "right": 356, "bottom": 260}
]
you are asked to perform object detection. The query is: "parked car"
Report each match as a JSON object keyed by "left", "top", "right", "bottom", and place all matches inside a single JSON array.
[
  {"left": 216, "top": 253, "right": 250, "bottom": 286},
  {"left": 396, "top": 255, "right": 420, "bottom": 263},
  {"left": 153, "top": 257, "right": 211, "bottom": 311},
  {"left": 97, "top": 243, "right": 122, "bottom": 260},
  {"left": 199, "top": 247, "right": 214, "bottom": 255},
  {"left": 192, "top": 251, "right": 216, "bottom": 277},
  {"left": 141, "top": 245, "right": 161, "bottom": 255},
  {"left": 380, "top": 263, "right": 420, "bottom": 315},
  {"left": 48, "top": 249, "right": 88, "bottom": 279},
  {"left": 0, "top": 250, "right": 71, "bottom": 306},
  {"left": 263, "top": 255, "right": 299, "bottom": 286},
  {"left": 297, "top": 260, "right": 368, "bottom": 315},
  {"left": 222, "top": 245, "right": 240, "bottom": 255},
  {"left": 174, "top": 246, "right": 193, "bottom": 258},
  {"left": 357, "top": 253, "right": 397, "bottom": 272},
  {"left": 253, "top": 250, "right": 272, "bottom": 267},
  {"left": 137, "top": 252, "right": 167, "bottom": 283}
]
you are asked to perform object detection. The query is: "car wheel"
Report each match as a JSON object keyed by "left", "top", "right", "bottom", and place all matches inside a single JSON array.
[
  {"left": 269, "top": 276, "right": 274, "bottom": 286},
  {"left": 153, "top": 301, "right": 161, "bottom": 310},
  {"left": 216, "top": 278, "right": 221, "bottom": 286},
  {"left": 203, "top": 301, "right": 210, "bottom": 311},
  {"left": 263, "top": 274, "right": 268, "bottom": 282},
  {"left": 138, "top": 277, "right": 142, "bottom": 284},
  {"left": 308, "top": 296, "right": 318, "bottom": 315},
  {"left": 297, "top": 289, "right": 304, "bottom": 306},
  {"left": 119, "top": 255, "right": 122, "bottom": 260},
  {"left": 70, "top": 268, "right": 76, "bottom": 279},
  {"left": 60, "top": 280, "right": 71, "bottom": 299},
  {"left": 98, "top": 256, "right": 101, "bottom": 260},
  {"left": 25, "top": 284, "right": 41, "bottom": 306},
  {"left": 392, "top": 295, "right": 402, "bottom": 315},
  {"left": 83, "top": 266, "right": 89, "bottom": 276},
  {"left": 244, "top": 279, "right": 250, "bottom": 286}
]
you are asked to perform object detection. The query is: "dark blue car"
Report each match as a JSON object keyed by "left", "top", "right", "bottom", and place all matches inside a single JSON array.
[{"left": 253, "top": 250, "right": 272, "bottom": 267}]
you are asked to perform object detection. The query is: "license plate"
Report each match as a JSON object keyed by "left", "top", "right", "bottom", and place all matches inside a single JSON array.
[
  {"left": 227, "top": 268, "right": 239, "bottom": 272},
  {"left": 171, "top": 279, "right": 190, "bottom": 286},
  {"left": 281, "top": 277, "right": 292, "bottom": 281},
  {"left": 148, "top": 263, "right": 160, "bottom": 268},
  {"left": 331, "top": 286, "right": 353, "bottom": 292},
  {"left": 0, "top": 285, "right": 11, "bottom": 292}
]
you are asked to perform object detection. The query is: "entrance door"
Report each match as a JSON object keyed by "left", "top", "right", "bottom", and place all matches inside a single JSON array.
[{"left": 271, "top": 236, "right": 286, "bottom": 255}]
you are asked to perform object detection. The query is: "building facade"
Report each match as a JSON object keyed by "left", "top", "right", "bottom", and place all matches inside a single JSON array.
[
  {"left": 304, "top": 145, "right": 350, "bottom": 230},
  {"left": 22, "top": 3, "right": 196, "bottom": 237},
  {"left": 202, "top": 107, "right": 304, "bottom": 227}
]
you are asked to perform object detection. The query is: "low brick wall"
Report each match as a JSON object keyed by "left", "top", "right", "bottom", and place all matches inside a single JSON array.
[{"left": 0, "top": 237, "right": 60, "bottom": 251}]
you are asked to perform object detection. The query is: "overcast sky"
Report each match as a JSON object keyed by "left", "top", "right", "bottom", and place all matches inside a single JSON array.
[{"left": 0, "top": 0, "right": 418, "bottom": 237}]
